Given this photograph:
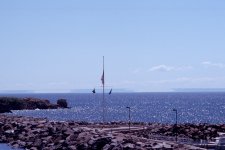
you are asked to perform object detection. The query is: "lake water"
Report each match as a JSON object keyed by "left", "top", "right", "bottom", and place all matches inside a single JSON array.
[
  {"left": 1, "top": 92, "right": 225, "bottom": 149},
  {"left": 0, "top": 144, "right": 13, "bottom": 150},
  {"left": 1, "top": 92, "right": 225, "bottom": 124}
]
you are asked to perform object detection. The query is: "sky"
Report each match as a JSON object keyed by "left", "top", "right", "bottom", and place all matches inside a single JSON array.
[{"left": 0, "top": 0, "right": 225, "bottom": 92}]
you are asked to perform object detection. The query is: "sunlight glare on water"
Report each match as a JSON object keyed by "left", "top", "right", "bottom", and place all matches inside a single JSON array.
[{"left": 2, "top": 92, "right": 225, "bottom": 124}]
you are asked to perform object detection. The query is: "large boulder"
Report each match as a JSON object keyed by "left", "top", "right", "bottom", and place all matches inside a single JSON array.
[{"left": 57, "top": 99, "right": 68, "bottom": 108}]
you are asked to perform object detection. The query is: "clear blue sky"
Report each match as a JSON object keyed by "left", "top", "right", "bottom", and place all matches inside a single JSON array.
[{"left": 0, "top": 0, "right": 225, "bottom": 92}]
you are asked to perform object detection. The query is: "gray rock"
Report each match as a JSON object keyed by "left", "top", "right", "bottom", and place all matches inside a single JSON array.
[
  {"left": 66, "top": 134, "right": 78, "bottom": 142},
  {"left": 5, "top": 129, "right": 14, "bottom": 134},
  {"left": 30, "top": 147, "right": 38, "bottom": 150},
  {"left": 88, "top": 139, "right": 95, "bottom": 145},
  {"left": 103, "top": 144, "right": 111, "bottom": 150},
  {"left": 91, "top": 137, "right": 112, "bottom": 150},
  {"left": 33, "top": 139, "right": 42, "bottom": 147},
  {"left": 123, "top": 143, "right": 135, "bottom": 149},
  {"left": 136, "top": 142, "right": 143, "bottom": 147},
  {"left": 112, "top": 143, "right": 123, "bottom": 150},
  {"left": 68, "top": 145, "right": 77, "bottom": 150}
]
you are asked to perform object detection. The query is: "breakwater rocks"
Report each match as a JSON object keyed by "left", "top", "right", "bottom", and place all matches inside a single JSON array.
[
  {"left": 0, "top": 97, "right": 68, "bottom": 113},
  {"left": 124, "top": 123, "right": 225, "bottom": 141},
  {"left": 0, "top": 115, "right": 202, "bottom": 150}
]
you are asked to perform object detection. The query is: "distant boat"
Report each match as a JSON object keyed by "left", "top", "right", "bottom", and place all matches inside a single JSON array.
[
  {"left": 92, "top": 88, "right": 96, "bottom": 94},
  {"left": 109, "top": 89, "right": 112, "bottom": 95}
]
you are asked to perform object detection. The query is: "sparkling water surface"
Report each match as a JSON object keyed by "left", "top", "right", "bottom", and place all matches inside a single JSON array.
[{"left": 1, "top": 92, "right": 225, "bottom": 124}]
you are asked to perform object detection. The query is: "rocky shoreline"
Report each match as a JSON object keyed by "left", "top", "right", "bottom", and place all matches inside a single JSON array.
[
  {"left": 0, "top": 115, "right": 208, "bottom": 150},
  {"left": 128, "top": 123, "right": 225, "bottom": 141}
]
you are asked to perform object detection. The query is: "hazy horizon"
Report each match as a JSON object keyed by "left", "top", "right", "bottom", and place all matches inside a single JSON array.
[
  {"left": 1, "top": 1, "right": 225, "bottom": 92},
  {"left": 1, "top": 88, "right": 225, "bottom": 94}
]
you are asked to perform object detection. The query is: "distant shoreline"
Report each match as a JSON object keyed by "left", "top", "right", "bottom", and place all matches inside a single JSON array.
[{"left": 1, "top": 91, "right": 225, "bottom": 94}]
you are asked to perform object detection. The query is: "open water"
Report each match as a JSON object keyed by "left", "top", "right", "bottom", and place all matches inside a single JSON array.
[
  {"left": 1, "top": 92, "right": 225, "bottom": 124},
  {"left": 1, "top": 92, "right": 225, "bottom": 149}
]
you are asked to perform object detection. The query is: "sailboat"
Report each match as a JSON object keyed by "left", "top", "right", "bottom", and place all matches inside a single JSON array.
[
  {"left": 109, "top": 89, "right": 112, "bottom": 95},
  {"left": 92, "top": 88, "right": 96, "bottom": 94}
]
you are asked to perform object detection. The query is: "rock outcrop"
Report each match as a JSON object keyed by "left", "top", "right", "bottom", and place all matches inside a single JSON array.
[
  {"left": 57, "top": 99, "right": 68, "bottom": 108},
  {"left": 0, "top": 97, "right": 68, "bottom": 113}
]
